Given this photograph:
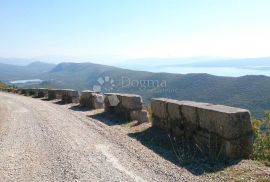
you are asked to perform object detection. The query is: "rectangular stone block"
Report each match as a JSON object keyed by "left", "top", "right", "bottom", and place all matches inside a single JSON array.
[
  {"left": 130, "top": 110, "right": 149, "bottom": 123},
  {"left": 151, "top": 98, "right": 169, "bottom": 129},
  {"left": 80, "top": 90, "right": 104, "bottom": 109},
  {"left": 224, "top": 133, "right": 253, "bottom": 159},
  {"left": 151, "top": 98, "right": 254, "bottom": 159},
  {"left": 92, "top": 93, "right": 104, "bottom": 109},
  {"left": 61, "top": 89, "right": 80, "bottom": 104},
  {"left": 197, "top": 104, "right": 252, "bottom": 139},
  {"left": 104, "top": 93, "right": 146, "bottom": 122},
  {"left": 121, "top": 94, "right": 142, "bottom": 110},
  {"left": 48, "top": 89, "right": 58, "bottom": 100},
  {"left": 37, "top": 88, "right": 48, "bottom": 98},
  {"left": 151, "top": 98, "right": 168, "bottom": 119}
]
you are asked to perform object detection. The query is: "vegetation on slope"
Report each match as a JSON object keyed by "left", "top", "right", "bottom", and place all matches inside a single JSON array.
[
  {"left": 37, "top": 62, "right": 270, "bottom": 118},
  {"left": 0, "top": 81, "right": 9, "bottom": 89},
  {"left": 253, "top": 112, "right": 270, "bottom": 166},
  {"left": 0, "top": 62, "right": 55, "bottom": 81},
  {"left": 1, "top": 61, "right": 270, "bottom": 118}
]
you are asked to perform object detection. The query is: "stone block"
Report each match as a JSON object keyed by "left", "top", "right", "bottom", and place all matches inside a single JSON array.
[
  {"left": 151, "top": 98, "right": 168, "bottom": 119},
  {"left": 130, "top": 110, "right": 149, "bottom": 123},
  {"left": 92, "top": 93, "right": 104, "bottom": 109},
  {"left": 80, "top": 90, "right": 104, "bottom": 109},
  {"left": 197, "top": 104, "right": 252, "bottom": 139},
  {"left": 121, "top": 94, "right": 143, "bottom": 110},
  {"left": 61, "top": 89, "right": 79, "bottom": 104}
]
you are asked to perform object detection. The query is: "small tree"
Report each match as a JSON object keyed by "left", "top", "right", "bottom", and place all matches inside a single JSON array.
[{"left": 252, "top": 112, "right": 270, "bottom": 166}]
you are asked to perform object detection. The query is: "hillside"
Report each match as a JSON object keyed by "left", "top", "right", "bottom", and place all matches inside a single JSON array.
[
  {"left": 0, "top": 62, "right": 55, "bottom": 81},
  {"left": 31, "top": 62, "right": 270, "bottom": 118},
  {"left": 1, "top": 61, "right": 270, "bottom": 117}
]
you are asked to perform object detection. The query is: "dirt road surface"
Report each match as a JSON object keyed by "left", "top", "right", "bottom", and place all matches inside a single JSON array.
[{"left": 0, "top": 92, "right": 211, "bottom": 182}]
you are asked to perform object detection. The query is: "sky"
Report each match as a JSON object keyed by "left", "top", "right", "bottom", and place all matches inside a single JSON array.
[{"left": 0, "top": 0, "right": 270, "bottom": 64}]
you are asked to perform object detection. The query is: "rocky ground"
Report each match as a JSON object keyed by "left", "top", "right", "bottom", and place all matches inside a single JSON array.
[{"left": 0, "top": 92, "right": 269, "bottom": 182}]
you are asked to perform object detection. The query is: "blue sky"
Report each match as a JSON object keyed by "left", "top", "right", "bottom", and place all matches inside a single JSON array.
[{"left": 0, "top": 0, "right": 270, "bottom": 63}]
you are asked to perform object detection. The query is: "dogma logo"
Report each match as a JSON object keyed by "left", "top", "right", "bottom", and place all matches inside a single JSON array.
[{"left": 93, "top": 76, "right": 115, "bottom": 92}]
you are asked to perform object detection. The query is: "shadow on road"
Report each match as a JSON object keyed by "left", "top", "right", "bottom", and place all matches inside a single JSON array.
[
  {"left": 69, "top": 105, "right": 91, "bottom": 112},
  {"left": 128, "top": 127, "right": 240, "bottom": 176},
  {"left": 90, "top": 112, "right": 128, "bottom": 126},
  {"left": 67, "top": 107, "right": 240, "bottom": 176},
  {"left": 53, "top": 100, "right": 66, "bottom": 105}
]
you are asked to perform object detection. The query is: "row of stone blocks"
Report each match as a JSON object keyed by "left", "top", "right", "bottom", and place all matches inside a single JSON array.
[
  {"left": 17, "top": 88, "right": 103, "bottom": 108},
  {"left": 17, "top": 88, "right": 48, "bottom": 97},
  {"left": 104, "top": 93, "right": 149, "bottom": 123},
  {"left": 16, "top": 89, "right": 149, "bottom": 123},
  {"left": 18, "top": 88, "right": 80, "bottom": 104},
  {"left": 0, "top": 88, "right": 18, "bottom": 93},
  {"left": 151, "top": 98, "right": 253, "bottom": 159},
  {"left": 8, "top": 87, "right": 254, "bottom": 159}
]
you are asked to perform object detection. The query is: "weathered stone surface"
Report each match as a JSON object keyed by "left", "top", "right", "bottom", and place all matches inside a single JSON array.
[
  {"left": 27, "top": 89, "right": 35, "bottom": 96},
  {"left": 104, "top": 93, "right": 120, "bottom": 113},
  {"left": 37, "top": 88, "right": 48, "bottom": 98},
  {"left": 31, "top": 89, "right": 40, "bottom": 97},
  {"left": 80, "top": 90, "right": 94, "bottom": 107},
  {"left": 180, "top": 101, "right": 210, "bottom": 126},
  {"left": 151, "top": 98, "right": 167, "bottom": 119},
  {"left": 48, "top": 89, "right": 63, "bottom": 100},
  {"left": 104, "top": 93, "right": 147, "bottom": 122},
  {"left": 19, "top": 88, "right": 28, "bottom": 95},
  {"left": 130, "top": 110, "right": 149, "bottom": 123},
  {"left": 48, "top": 89, "right": 57, "bottom": 100},
  {"left": 197, "top": 104, "right": 252, "bottom": 139},
  {"left": 151, "top": 98, "right": 169, "bottom": 130},
  {"left": 224, "top": 133, "right": 253, "bottom": 159},
  {"left": 61, "top": 89, "right": 80, "bottom": 104},
  {"left": 80, "top": 90, "right": 104, "bottom": 109},
  {"left": 92, "top": 93, "right": 104, "bottom": 109},
  {"left": 150, "top": 98, "right": 253, "bottom": 159},
  {"left": 121, "top": 94, "right": 143, "bottom": 110},
  {"left": 167, "top": 99, "right": 182, "bottom": 121}
]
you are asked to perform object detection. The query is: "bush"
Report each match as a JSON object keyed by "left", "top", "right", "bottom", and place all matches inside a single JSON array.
[
  {"left": 252, "top": 112, "right": 270, "bottom": 166},
  {"left": 0, "top": 81, "right": 8, "bottom": 89}
]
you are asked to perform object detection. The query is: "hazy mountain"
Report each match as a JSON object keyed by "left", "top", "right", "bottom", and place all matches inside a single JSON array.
[
  {"left": 1, "top": 61, "right": 270, "bottom": 117},
  {"left": 27, "top": 61, "right": 55, "bottom": 73},
  {"left": 33, "top": 62, "right": 270, "bottom": 118},
  {"left": 0, "top": 62, "right": 55, "bottom": 81},
  {"left": 0, "top": 57, "right": 36, "bottom": 66}
]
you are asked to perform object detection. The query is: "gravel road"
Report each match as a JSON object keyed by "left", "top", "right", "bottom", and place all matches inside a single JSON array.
[{"left": 0, "top": 92, "right": 210, "bottom": 182}]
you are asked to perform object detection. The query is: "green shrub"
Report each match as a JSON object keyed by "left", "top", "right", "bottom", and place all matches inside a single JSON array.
[
  {"left": 252, "top": 112, "right": 270, "bottom": 166},
  {"left": 145, "top": 104, "right": 152, "bottom": 122},
  {"left": 0, "top": 81, "right": 8, "bottom": 89}
]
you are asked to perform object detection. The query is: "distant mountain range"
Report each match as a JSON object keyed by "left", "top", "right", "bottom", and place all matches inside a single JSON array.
[
  {"left": 0, "top": 61, "right": 55, "bottom": 81},
  {"left": 1, "top": 59, "right": 270, "bottom": 118}
]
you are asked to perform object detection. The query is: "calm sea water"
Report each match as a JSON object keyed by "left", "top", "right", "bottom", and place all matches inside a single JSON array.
[
  {"left": 10, "top": 79, "right": 43, "bottom": 84},
  {"left": 119, "top": 65, "right": 270, "bottom": 77}
]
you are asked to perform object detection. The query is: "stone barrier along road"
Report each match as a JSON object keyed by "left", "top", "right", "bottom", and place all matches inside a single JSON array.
[
  {"left": 104, "top": 93, "right": 148, "bottom": 123},
  {"left": 22, "top": 88, "right": 35, "bottom": 96},
  {"left": 80, "top": 90, "right": 104, "bottom": 109},
  {"left": 48, "top": 89, "right": 63, "bottom": 100},
  {"left": 31, "top": 88, "right": 49, "bottom": 98},
  {"left": 38, "top": 88, "right": 48, "bottom": 98},
  {"left": 151, "top": 98, "right": 253, "bottom": 159},
  {"left": 61, "top": 89, "right": 80, "bottom": 104},
  {"left": 18, "top": 88, "right": 28, "bottom": 95}
]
